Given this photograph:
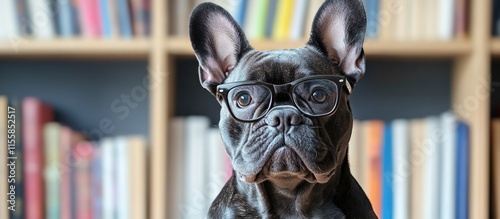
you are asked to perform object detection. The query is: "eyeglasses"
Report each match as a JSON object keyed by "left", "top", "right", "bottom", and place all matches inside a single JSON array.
[{"left": 216, "top": 75, "right": 352, "bottom": 122}]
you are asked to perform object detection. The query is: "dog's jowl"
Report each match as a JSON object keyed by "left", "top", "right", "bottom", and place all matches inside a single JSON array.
[{"left": 189, "top": 0, "right": 377, "bottom": 218}]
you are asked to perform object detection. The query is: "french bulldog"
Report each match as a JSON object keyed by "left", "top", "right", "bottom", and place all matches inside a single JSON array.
[{"left": 189, "top": 0, "right": 377, "bottom": 218}]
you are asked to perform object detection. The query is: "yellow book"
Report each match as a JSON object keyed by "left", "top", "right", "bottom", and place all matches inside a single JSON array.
[{"left": 272, "top": 0, "right": 295, "bottom": 40}]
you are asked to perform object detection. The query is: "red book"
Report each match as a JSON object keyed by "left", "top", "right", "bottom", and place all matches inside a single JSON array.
[
  {"left": 79, "top": 0, "right": 102, "bottom": 37},
  {"left": 22, "top": 97, "right": 53, "bottom": 219},
  {"left": 365, "top": 120, "right": 384, "bottom": 218},
  {"left": 74, "top": 141, "right": 94, "bottom": 219}
]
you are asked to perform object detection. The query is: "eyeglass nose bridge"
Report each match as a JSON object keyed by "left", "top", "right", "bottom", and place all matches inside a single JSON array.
[{"left": 272, "top": 84, "right": 292, "bottom": 96}]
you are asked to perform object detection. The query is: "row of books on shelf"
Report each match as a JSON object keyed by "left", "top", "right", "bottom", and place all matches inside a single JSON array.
[
  {"left": 0, "top": 97, "right": 148, "bottom": 219},
  {"left": 172, "top": 0, "right": 469, "bottom": 41},
  {"left": 0, "top": 0, "right": 151, "bottom": 40},
  {"left": 167, "top": 116, "right": 232, "bottom": 219},
  {"left": 349, "top": 112, "right": 470, "bottom": 219}
]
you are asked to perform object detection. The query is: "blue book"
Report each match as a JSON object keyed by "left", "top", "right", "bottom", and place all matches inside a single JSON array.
[
  {"left": 365, "top": 0, "right": 379, "bottom": 38},
  {"left": 117, "top": 0, "right": 133, "bottom": 38},
  {"left": 381, "top": 123, "right": 393, "bottom": 219},
  {"left": 265, "top": 0, "right": 278, "bottom": 38},
  {"left": 92, "top": 145, "right": 103, "bottom": 219},
  {"left": 57, "top": 0, "right": 74, "bottom": 37},
  {"left": 234, "top": 0, "right": 248, "bottom": 28},
  {"left": 100, "top": 0, "right": 112, "bottom": 38},
  {"left": 455, "top": 121, "right": 469, "bottom": 219}
]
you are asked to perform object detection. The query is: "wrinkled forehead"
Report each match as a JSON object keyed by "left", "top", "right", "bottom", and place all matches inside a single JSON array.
[{"left": 225, "top": 47, "right": 343, "bottom": 84}]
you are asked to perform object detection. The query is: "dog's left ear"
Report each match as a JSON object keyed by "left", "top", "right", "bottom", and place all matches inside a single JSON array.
[
  {"left": 189, "top": 2, "right": 252, "bottom": 96},
  {"left": 307, "top": 0, "right": 366, "bottom": 84}
]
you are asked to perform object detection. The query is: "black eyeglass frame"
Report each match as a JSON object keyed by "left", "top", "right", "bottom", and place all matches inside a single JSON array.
[{"left": 216, "top": 75, "right": 352, "bottom": 122}]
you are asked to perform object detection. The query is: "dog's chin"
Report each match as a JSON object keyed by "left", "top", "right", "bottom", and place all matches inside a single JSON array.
[{"left": 237, "top": 147, "right": 336, "bottom": 184}]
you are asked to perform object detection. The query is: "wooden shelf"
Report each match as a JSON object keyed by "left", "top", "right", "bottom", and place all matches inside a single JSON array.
[
  {"left": 491, "top": 38, "right": 500, "bottom": 56},
  {"left": 165, "top": 37, "right": 471, "bottom": 58},
  {"left": 0, "top": 38, "right": 150, "bottom": 59}
]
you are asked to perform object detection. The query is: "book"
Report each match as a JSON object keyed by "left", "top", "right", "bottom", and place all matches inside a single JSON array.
[
  {"left": 289, "top": 0, "right": 308, "bottom": 40},
  {"left": 272, "top": 0, "right": 295, "bottom": 40},
  {"left": 115, "top": 136, "right": 129, "bottom": 219},
  {"left": 492, "top": 119, "right": 500, "bottom": 218},
  {"left": 349, "top": 120, "right": 362, "bottom": 183},
  {"left": 381, "top": 122, "right": 392, "bottom": 219},
  {"left": 9, "top": 98, "right": 24, "bottom": 219},
  {"left": 128, "top": 136, "right": 147, "bottom": 219},
  {"left": 365, "top": 0, "right": 379, "bottom": 39},
  {"left": 171, "top": 0, "right": 191, "bottom": 36},
  {"left": 409, "top": 119, "right": 425, "bottom": 219},
  {"left": 454, "top": 0, "right": 468, "bottom": 38},
  {"left": 183, "top": 116, "right": 210, "bottom": 218},
  {"left": 117, "top": 0, "right": 133, "bottom": 38},
  {"left": 167, "top": 118, "right": 186, "bottom": 219},
  {"left": 22, "top": 97, "right": 54, "bottom": 219},
  {"left": 391, "top": 119, "right": 409, "bottom": 219},
  {"left": 303, "top": 0, "right": 323, "bottom": 39},
  {"left": 455, "top": 121, "right": 469, "bottom": 219},
  {"left": 91, "top": 143, "right": 102, "bottom": 219},
  {"left": 70, "top": 132, "right": 86, "bottom": 219},
  {"left": 100, "top": 138, "right": 115, "bottom": 219},
  {"left": 60, "top": 126, "right": 73, "bottom": 219},
  {"left": 74, "top": 141, "right": 94, "bottom": 219},
  {"left": 437, "top": 0, "right": 455, "bottom": 40},
  {"left": 99, "top": 0, "right": 113, "bottom": 38},
  {"left": 58, "top": 0, "right": 76, "bottom": 37},
  {"left": 423, "top": 117, "right": 440, "bottom": 219},
  {"left": 440, "top": 112, "right": 457, "bottom": 219},
  {"left": 130, "top": 0, "right": 146, "bottom": 37},
  {"left": 206, "top": 128, "right": 227, "bottom": 203},
  {"left": 264, "top": 0, "right": 278, "bottom": 38},
  {"left": 0, "top": 0, "right": 19, "bottom": 39},
  {"left": 27, "top": 0, "right": 56, "bottom": 39},
  {"left": 43, "top": 122, "right": 61, "bottom": 219},
  {"left": 16, "top": 0, "right": 32, "bottom": 36},
  {"left": 233, "top": 0, "right": 248, "bottom": 27},
  {"left": 365, "top": 120, "right": 384, "bottom": 218},
  {"left": 79, "top": 0, "right": 102, "bottom": 37},
  {"left": 243, "top": 0, "right": 267, "bottom": 40},
  {"left": 0, "top": 96, "right": 9, "bottom": 219}
]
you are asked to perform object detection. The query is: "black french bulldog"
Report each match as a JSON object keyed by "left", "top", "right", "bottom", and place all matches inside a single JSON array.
[{"left": 189, "top": 0, "right": 377, "bottom": 218}]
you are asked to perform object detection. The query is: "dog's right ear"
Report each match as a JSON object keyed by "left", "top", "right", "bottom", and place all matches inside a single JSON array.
[{"left": 189, "top": 3, "right": 252, "bottom": 96}]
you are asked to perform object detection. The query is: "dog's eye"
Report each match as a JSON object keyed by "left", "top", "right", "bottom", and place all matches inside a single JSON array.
[
  {"left": 236, "top": 92, "right": 252, "bottom": 107},
  {"left": 311, "top": 89, "right": 328, "bottom": 103}
]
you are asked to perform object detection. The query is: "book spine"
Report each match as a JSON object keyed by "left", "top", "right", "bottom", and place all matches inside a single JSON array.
[
  {"left": 74, "top": 142, "right": 94, "bottom": 219},
  {"left": 101, "top": 138, "right": 115, "bottom": 219},
  {"left": 440, "top": 112, "right": 457, "bottom": 219},
  {"left": 437, "top": 0, "right": 455, "bottom": 40},
  {"left": 168, "top": 118, "right": 185, "bottom": 219},
  {"left": 272, "top": 0, "right": 295, "bottom": 40},
  {"left": 207, "top": 128, "right": 227, "bottom": 203},
  {"left": 128, "top": 136, "right": 146, "bottom": 219},
  {"left": 234, "top": 0, "right": 248, "bottom": 27},
  {"left": 423, "top": 117, "right": 440, "bottom": 219},
  {"left": 409, "top": 119, "right": 425, "bottom": 219},
  {"left": 392, "top": 120, "right": 409, "bottom": 219},
  {"left": 57, "top": 0, "right": 74, "bottom": 37},
  {"left": 264, "top": 0, "right": 278, "bottom": 38},
  {"left": 365, "top": 0, "right": 379, "bottom": 39},
  {"left": 381, "top": 122, "right": 393, "bottom": 219},
  {"left": 100, "top": 0, "right": 112, "bottom": 38},
  {"left": 348, "top": 120, "right": 362, "bottom": 183},
  {"left": 23, "top": 98, "right": 53, "bottom": 219},
  {"left": 117, "top": 0, "right": 133, "bottom": 38},
  {"left": 130, "top": 0, "right": 145, "bottom": 37},
  {"left": 91, "top": 144, "right": 103, "bottom": 219},
  {"left": 366, "top": 120, "right": 384, "bottom": 218},
  {"left": 183, "top": 116, "right": 210, "bottom": 218},
  {"left": 0, "top": 0, "right": 20, "bottom": 39},
  {"left": 115, "top": 137, "right": 129, "bottom": 219},
  {"left": 456, "top": 122, "right": 469, "bottom": 219},
  {"left": 27, "top": 0, "right": 56, "bottom": 39},
  {"left": 44, "top": 122, "right": 61, "bottom": 219},
  {"left": 79, "top": 0, "right": 102, "bottom": 37},
  {"left": 59, "top": 126, "right": 73, "bottom": 219},
  {"left": 289, "top": 0, "right": 308, "bottom": 41}
]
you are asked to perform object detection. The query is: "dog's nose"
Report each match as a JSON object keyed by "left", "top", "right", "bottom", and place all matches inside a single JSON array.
[{"left": 265, "top": 106, "right": 303, "bottom": 130}]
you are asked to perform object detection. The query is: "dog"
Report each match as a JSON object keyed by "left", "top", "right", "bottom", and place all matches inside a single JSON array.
[{"left": 189, "top": 0, "right": 376, "bottom": 218}]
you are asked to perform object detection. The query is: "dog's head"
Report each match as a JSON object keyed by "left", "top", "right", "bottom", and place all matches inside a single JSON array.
[{"left": 189, "top": 0, "right": 366, "bottom": 186}]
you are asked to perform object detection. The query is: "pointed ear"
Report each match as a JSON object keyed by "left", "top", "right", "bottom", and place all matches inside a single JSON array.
[
  {"left": 307, "top": 0, "right": 366, "bottom": 84},
  {"left": 189, "top": 3, "right": 252, "bottom": 95}
]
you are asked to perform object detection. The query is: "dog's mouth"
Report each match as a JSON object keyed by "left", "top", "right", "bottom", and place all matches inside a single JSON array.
[{"left": 237, "top": 146, "right": 336, "bottom": 184}]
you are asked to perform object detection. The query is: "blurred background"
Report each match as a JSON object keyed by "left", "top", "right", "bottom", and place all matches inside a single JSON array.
[{"left": 0, "top": 0, "right": 499, "bottom": 218}]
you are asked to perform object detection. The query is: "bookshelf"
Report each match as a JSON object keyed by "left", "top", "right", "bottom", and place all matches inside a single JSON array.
[{"left": 0, "top": 0, "right": 495, "bottom": 218}]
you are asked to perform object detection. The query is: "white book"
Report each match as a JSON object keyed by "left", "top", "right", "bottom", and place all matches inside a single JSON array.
[
  {"left": 349, "top": 120, "right": 362, "bottom": 183},
  {"left": 289, "top": 0, "right": 308, "bottom": 41},
  {"left": 409, "top": 0, "right": 420, "bottom": 40},
  {"left": 439, "top": 112, "right": 457, "bottom": 219},
  {"left": 423, "top": 0, "right": 437, "bottom": 40},
  {"left": 27, "top": 0, "right": 55, "bottom": 39},
  {"left": 392, "top": 119, "right": 409, "bottom": 219},
  {"left": 115, "top": 136, "right": 130, "bottom": 219},
  {"left": 360, "top": 121, "right": 370, "bottom": 194},
  {"left": 303, "top": 0, "right": 324, "bottom": 39},
  {"left": 242, "top": 0, "right": 260, "bottom": 39},
  {"left": 423, "top": 117, "right": 441, "bottom": 219},
  {"left": 0, "top": 0, "right": 19, "bottom": 39},
  {"left": 182, "top": 116, "right": 210, "bottom": 218},
  {"left": 101, "top": 138, "right": 115, "bottom": 219},
  {"left": 172, "top": 0, "right": 191, "bottom": 36},
  {"left": 409, "top": 119, "right": 425, "bottom": 219},
  {"left": 168, "top": 117, "right": 186, "bottom": 219},
  {"left": 206, "top": 128, "right": 227, "bottom": 203},
  {"left": 437, "top": 0, "right": 455, "bottom": 40}
]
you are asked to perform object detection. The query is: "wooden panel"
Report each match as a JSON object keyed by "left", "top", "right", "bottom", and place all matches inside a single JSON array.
[{"left": 166, "top": 37, "right": 471, "bottom": 58}]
